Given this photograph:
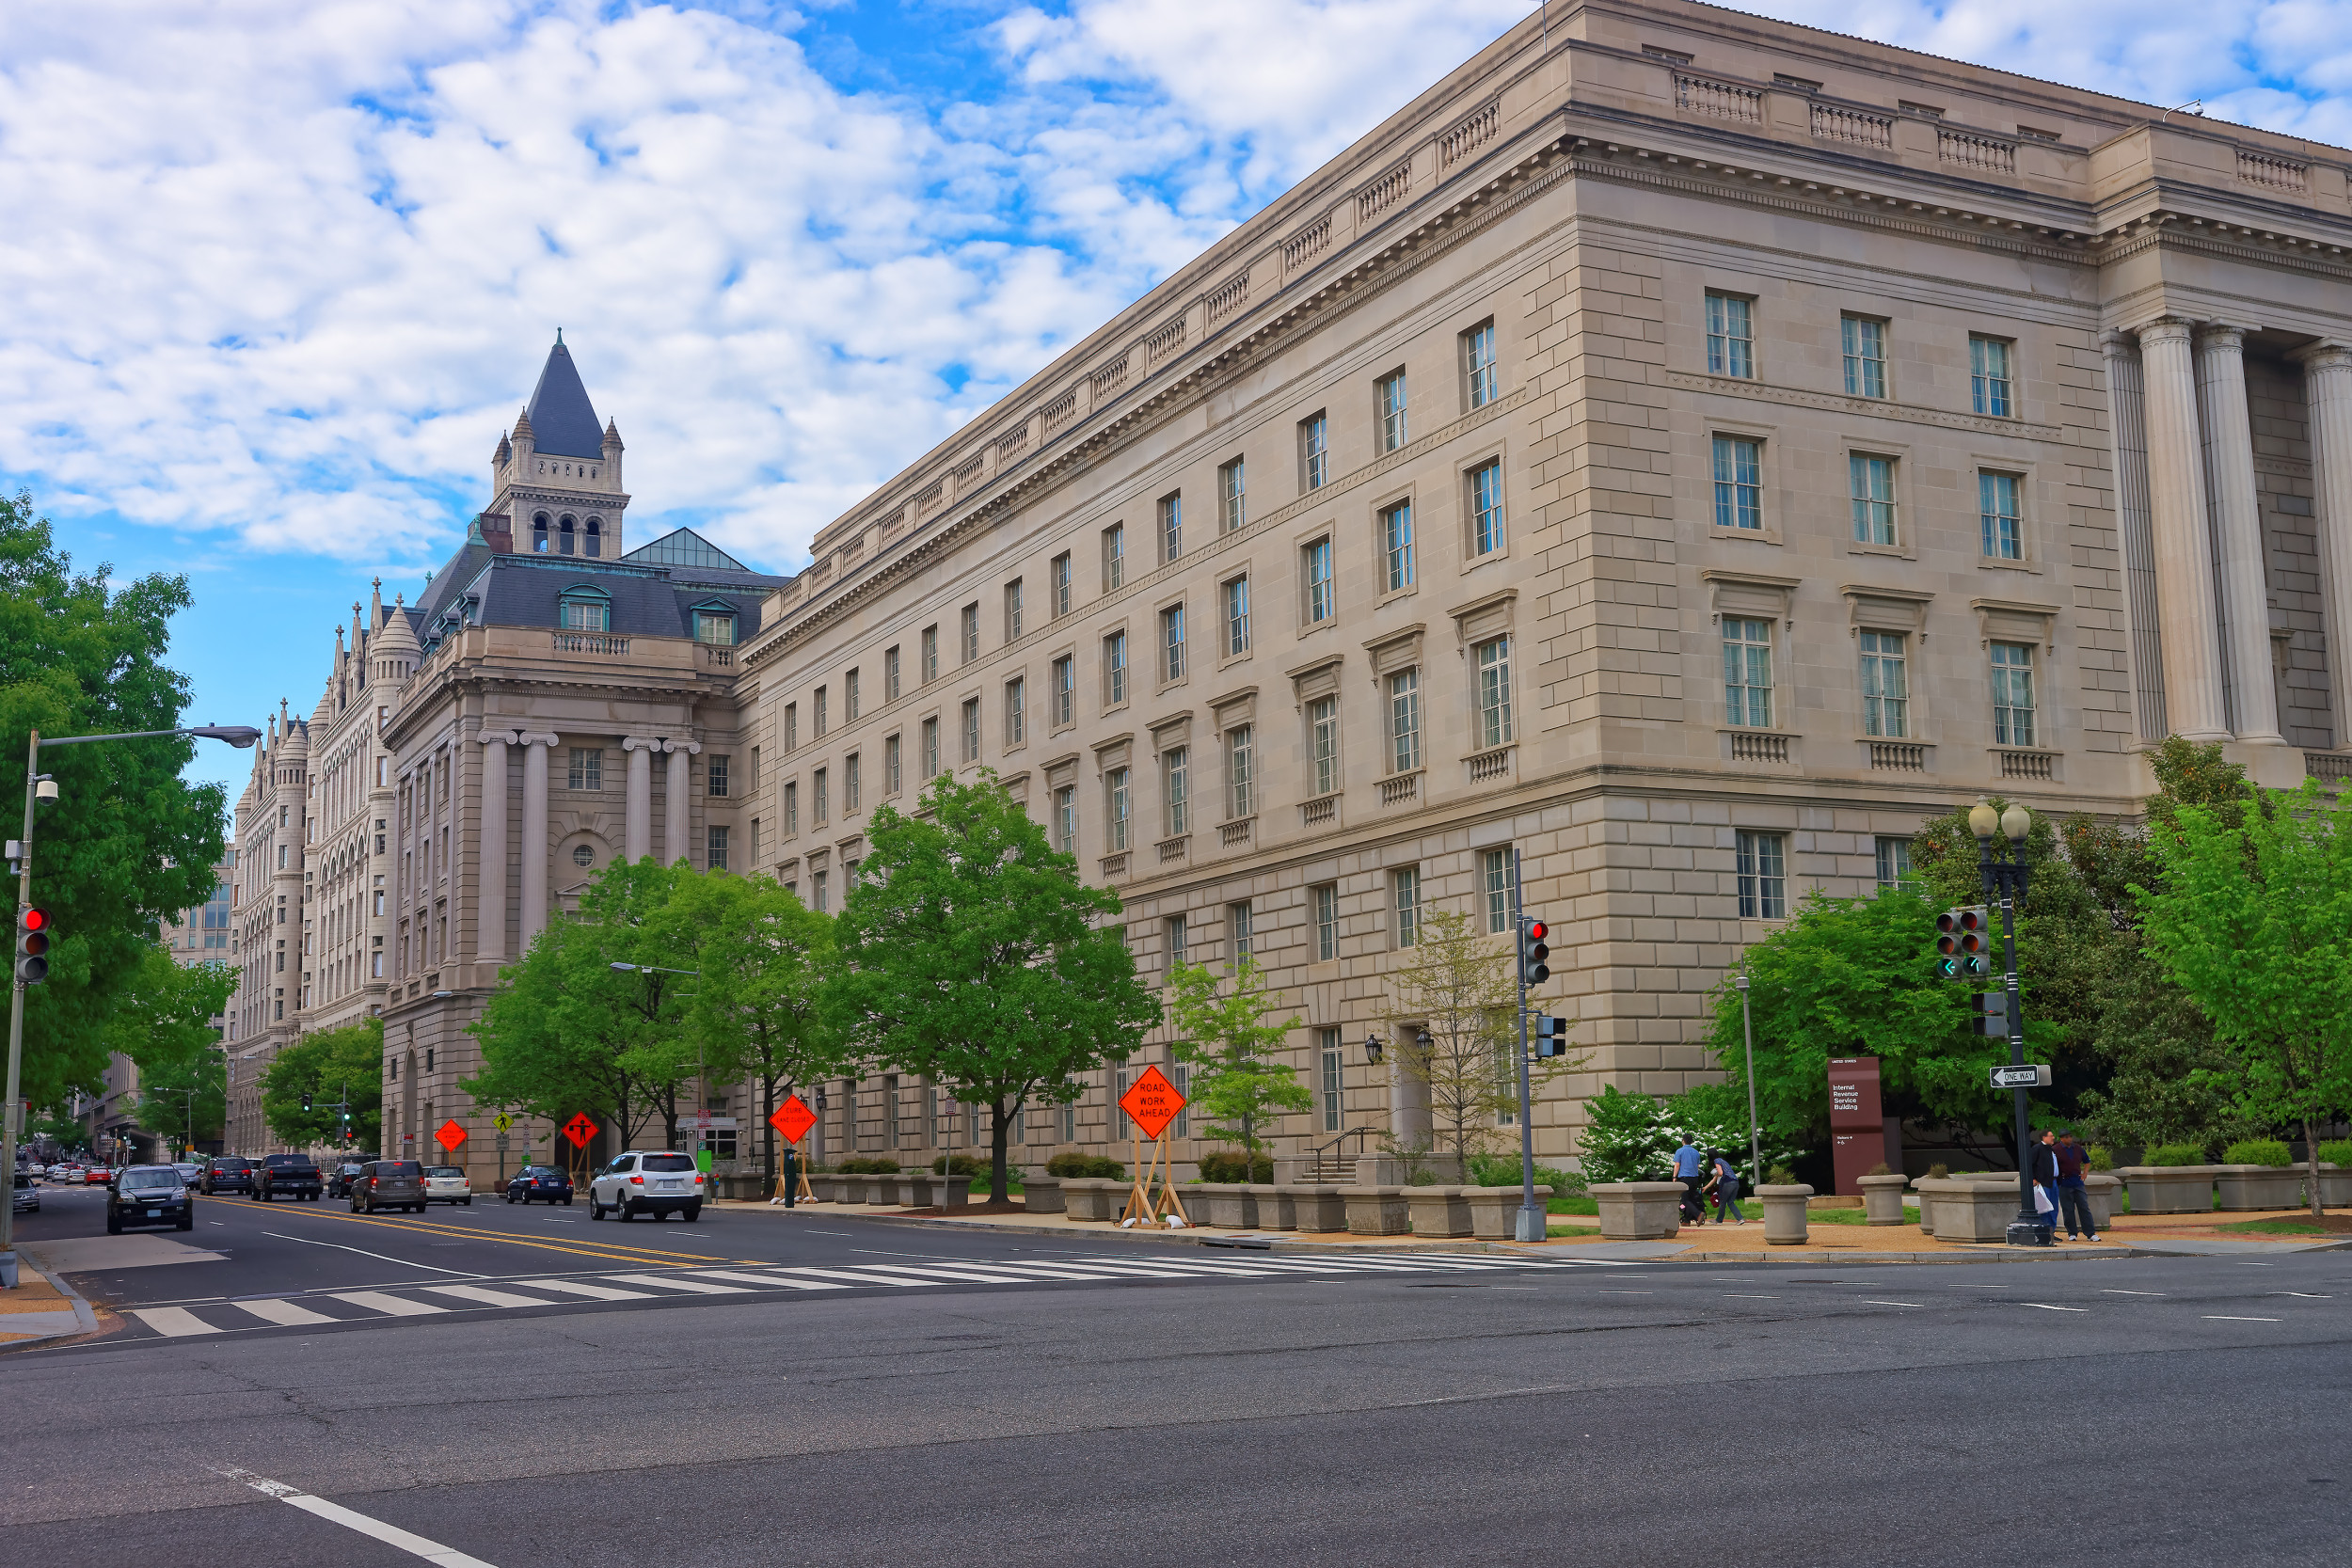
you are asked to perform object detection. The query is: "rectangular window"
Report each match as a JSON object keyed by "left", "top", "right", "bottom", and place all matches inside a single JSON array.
[
  {"left": 1004, "top": 579, "right": 1024, "bottom": 641},
  {"left": 1055, "top": 784, "right": 1076, "bottom": 854},
  {"left": 1711, "top": 436, "right": 1762, "bottom": 530},
  {"left": 1161, "top": 604, "right": 1185, "bottom": 683},
  {"left": 1705, "top": 292, "right": 1754, "bottom": 378},
  {"left": 1377, "top": 372, "right": 1408, "bottom": 452},
  {"left": 884, "top": 645, "right": 900, "bottom": 702},
  {"left": 1735, "top": 829, "right": 1787, "bottom": 919},
  {"left": 1106, "top": 767, "right": 1131, "bottom": 852},
  {"left": 1105, "top": 630, "right": 1128, "bottom": 706},
  {"left": 921, "top": 626, "right": 939, "bottom": 684},
  {"left": 1304, "top": 538, "right": 1334, "bottom": 624},
  {"left": 1300, "top": 411, "right": 1328, "bottom": 490},
  {"left": 1859, "top": 631, "right": 1909, "bottom": 738},
  {"left": 1841, "top": 315, "right": 1887, "bottom": 399},
  {"left": 1474, "top": 636, "right": 1514, "bottom": 749},
  {"left": 1392, "top": 866, "right": 1422, "bottom": 948},
  {"left": 1875, "top": 836, "right": 1915, "bottom": 890},
  {"left": 1724, "top": 617, "right": 1773, "bottom": 729},
  {"left": 1971, "top": 335, "right": 2013, "bottom": 417},
  {"left": 1469, "top": 460, "right": 1504, "bottom": 555},
  {"left": 814, "top": 687, "right": 828, "bottom": 738},
  {"left": 844, "top": 668, "right": 861, "bottom": 721},
  {"left": 921, "top": 717, "right": 940, "bottom": 778},
  {"left": 1388, "top": 669, "right": 1422, "bottom": 772},
  {"left": 1219, "top": 458, "right": 1246, "bottom": 532},
  {"left": 784, "top": 703, "right": 798, "bottom": 752},
  {"left": 1991, "top": 642, "right": 2036, "bottom": 746},
  {"left": 1166, "top": 913, "right": 1187, "bottom": 968},
  {"left": 1320, "top": 1026, "right": 1343, "bottom": 1131},
  {"left": 1482, "top": 847, "right": 1515, "bottom": 934},
  {"left": 1052, "top": 656, "right": 1075, "bottom": 727},
  {"left": 961, "top": 603, "right": 980, "bottom": 664},
  {"left": 1979, "top": 471, "right": 2023, "bottom": 560},
  {"left": 567, "top": 748, "right": 603, "bottom": 791},
  {"left": 1004, "top": 678, "right": 1025, "bottom": 747},
  {"left": 707, "top": 825, "right": 729, "bottom": 872},
  {"left": 884, "top": 734, "right": 901, "bottom": 796},
  {"left": 1103, "top": 524, "right": 1125, "bottom": 590},
  {"left": 1380, "top": 500, "right": 1414, "bottom": 593},
  {"left": 561, "top": 598, "right": 610, "bottom": 632},
  {"left": 1164, "top": 746, "right": 1189, "bottom": 836},
  {"left": 813, "top": 868, "right": 829, "bottom": 914},
  {"left": 693, "top": 610, "right": 736, "bottom": 645},
  {"left": 961, "top": 698, "right": 980, "bottom": 763},
  {"left": 1464, "top": 321, "right": 1498, "bottom": 409},
  {"left": 844, "top": 753, "right": 860, "bottom": 813},
  {"left": 813, "top": 768, "right": 829, "bottom": 826},
  {"left": 707, "top": 754, "right": 730, "bottom": 798},
  {"left": 1313, "top": 883, "right": 1339, "bottom": 961},
  {"left": 1060, "top": 1101, "right": 1075, "bottom": 1145},
  {"left": 1851, "top": 454, "right": 1898, "bottom": 546},
  {"left": 1226, "top": 724, "right": 1253, "bottom": 818},
  {"left": 1223, "top": 577, "right": 1250, "bottom": 657},
  {"left": 1159, "top": 493, "right": 1183, "bottom": 563},
  {"left": 1229, "top": 900, "right": 1253, "bottom": 961},
  {"left": 1051, "top": 552, "right": 1073, "bottom": 617},
  {"left": 1309, "top": 695, "right": 1339, "bottom": 798},
  {"left": 784, "top": 780, "right": 798, "bottom": 834}
]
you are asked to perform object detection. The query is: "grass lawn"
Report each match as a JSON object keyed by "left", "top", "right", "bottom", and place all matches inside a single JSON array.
[
  {"left": 1546, "top": 1193, "right": 1599, "bottom": 1215},
  {"left": 1546, "top": 1225, "right": 1600, "bottom": 1239},
  {"left": 2217, "top": 1214, "right": 2352, "bottom": 1236}
]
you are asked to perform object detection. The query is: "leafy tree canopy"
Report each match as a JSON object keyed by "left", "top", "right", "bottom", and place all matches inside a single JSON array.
[
  {"left": 1166, "top": 952, "right": 1308, "bottom": 1160},
  {"left": 260, "top": 1017, "right": 385, "bottom": 1151},
  {"left": 103, "top": 945, "right": 237, "bottom": 1153}
]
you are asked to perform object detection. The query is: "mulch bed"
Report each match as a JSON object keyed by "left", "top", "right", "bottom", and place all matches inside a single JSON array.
[
  {"left": 2218, "top": 1213, "right": 2352, "bottom": 1235},
  {"left": 893, "top": 1200, "right": 1032, "bottom": 1217}
]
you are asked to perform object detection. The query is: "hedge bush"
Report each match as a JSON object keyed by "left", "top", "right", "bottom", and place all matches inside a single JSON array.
[
  {"left": 2144, "top": 1143, "right": 2205, "bottom": 1167},
  {"left": 2221, "top": 1139, "right": 2293, "bottom": 1168},
  {"left": 930, "top": 1154, "right": 982, "bottom": 1178},
  {"left": 1196, "top": 1150, "right": 1272, "bottom": 1183},
  {"left": 836, "top": 1157, "right": 901, "bottom": 1175},
  {"left": 1045, "top": 1152, "right": 1124, "bottom": 1180},
  {"left": 2318, "top": 1140, "right": 2352, "bottom": 1167},
  {"left": 2087, "top": 1145, "right": 2116, "bottom": 1172},
  {"left": 1466, "top": 1153, "right": 1584, "bottom": 1194}
]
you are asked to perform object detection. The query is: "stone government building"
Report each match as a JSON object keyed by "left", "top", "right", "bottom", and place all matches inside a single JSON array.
[{"left": 228, "top": 0, "right": 2352, "bottom": 1180}]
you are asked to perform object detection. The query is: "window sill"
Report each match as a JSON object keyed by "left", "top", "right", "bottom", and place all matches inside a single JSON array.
[
  {"left": 1709, "top": 524, "right": 1784, "bottom": 547},
  {"left": 1462, "top": 546, "right": 1510, "bottom": 573},
  {"left": 1845, "top": 541, "right": 1915, "bottom": 562},
  {"left": 1216, "top": 649, "right": 1253, "bottom": 673},
  {"left": 1379, "top": 770, "right": 1422, "bottom": 807},
  {"left": 1297, "top": 618, "right": 1338, "bottom": 641},
  {"left": 1993, "top": 747, "right": 2061, "bottom": 783},
  {"left": 1375, "top": 584, "right": 1419, "bottom": 610},
  {"left": 1976, "top": 557, "right": 2042, "bottom": 575},
  {"left": 1719, "top": 729, "right": 1800, "bottom": 766},
  {"left": 1858, "top": 738, "right": 1932, "bottom": 772}
]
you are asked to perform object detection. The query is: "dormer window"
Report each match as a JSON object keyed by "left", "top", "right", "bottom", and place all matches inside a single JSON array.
[
  {"left": 585, "top": 516, "right": 602, "bottom": 559},
  {"left": 532, "top": 513, "right": 550, "bottom": 553},
  {"left": 692, "top": 603, "right": 738, "bottom": 645},
  {"left": 559, "top": 585, "right": 612, "bottom": 633},
  {"left": 559, "top": 515, "right": 577, "bottom": 556}
]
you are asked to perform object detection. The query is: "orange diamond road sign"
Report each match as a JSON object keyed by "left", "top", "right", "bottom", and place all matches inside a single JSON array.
[
  {"left": 1119, "top": 1065, "right": 1186, "bottom": 1142},
  {"left": 435, "top": 1118, "right": 467, "bottom": 1153},
  {"left": 769, "top": 1094, "right": 817, "bottom": 1145},
  {"left": 563, "top": 1113, "right": 598, "bottom": 1150}
]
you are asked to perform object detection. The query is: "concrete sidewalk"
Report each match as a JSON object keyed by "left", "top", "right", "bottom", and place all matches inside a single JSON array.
[{"left": 0, "top": 1257, "right": 100, "bottom": 1349}]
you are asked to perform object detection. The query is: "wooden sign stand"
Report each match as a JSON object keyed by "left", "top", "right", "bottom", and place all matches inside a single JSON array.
[
  {"left": 1120, "top": 1123, "right": 1190, "bottom": 1226},
  {"left": 772, "top": 1138, "right": 816, "bottom": 1203}
]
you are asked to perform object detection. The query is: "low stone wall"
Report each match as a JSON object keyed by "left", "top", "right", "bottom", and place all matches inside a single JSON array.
[
  {"left": 2121, "top": 1166, "right": 2217, "bottom": 1214},
  {"left": 1590, "top": 1181, "right": 1684, "bottom": 1241},
  {"left": 1339, "top": 1186, "right": 1409, "bottom": 1235}
]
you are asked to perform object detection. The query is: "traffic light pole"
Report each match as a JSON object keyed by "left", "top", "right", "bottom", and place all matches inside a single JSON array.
[
  {"left": 1508, "top": 850, "right": 1541, "bottom": 1243},
  {"left": 1976, "top": 832, "right": 2042, "bottom": 1247},
  {"left": 1, "top": 729, "right": 43, "bottom": 1285}
]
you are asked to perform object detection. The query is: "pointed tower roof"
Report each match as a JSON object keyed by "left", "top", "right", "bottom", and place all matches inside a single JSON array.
[{"left": 525, "top": 337, "right": 605, "bottom": 458}]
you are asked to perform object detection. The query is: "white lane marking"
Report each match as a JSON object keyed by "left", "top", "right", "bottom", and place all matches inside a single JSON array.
[
  {"left": 331, "top": 1291, "right": 448, "bottom": 1317},
  {"left": 2202, "top": 1315, "right": 2283, "bottom": 1323},
  {"left": 221, "top": 1466, "right": 498, "bottom": 1567},
  {"left": 1863, "top": 1300, "right": 1923, "bottom": 1307},
  {"left": 1727, "top": 1294, "right": 1776, "bottom": 1299},
  {"left": 2102, "top": 1290, "right": 2166, "bottom": 1296},
  {"left": 132, "top": 1307, "right": 221, "bottom": 1337},
  {"left": 261, "top": 1230, "right": 483, "bottom": 1278},
  {"left": 518, "top": 1279, "right": 657, "bottom": 1301},
  {"left": 2232, "top": 1262, "right": 2275, "bottom": 1267},
  {"left": 683, "top": 1270, "right": 849, "bottom": 1291},
  {"left": 2021, "top": 1304, "right": 2090, "bottom": 1312},
  {"left": 233, "top": 1298, "right": 340, "bottom": 1327},
  {"left": 2278, "top": 1292, "right": 2332, "bottom": 1299},
  {"left": 420, "top": 1285, "right": 564, "bottom": 1309},
  {"left": 601, "top": 1274, "right": 751, "bottom": 1294}
]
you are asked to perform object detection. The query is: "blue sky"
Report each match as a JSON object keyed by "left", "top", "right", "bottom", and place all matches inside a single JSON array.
[{"left": 4, "top": 0, "right": 2346, "bottom": 803}]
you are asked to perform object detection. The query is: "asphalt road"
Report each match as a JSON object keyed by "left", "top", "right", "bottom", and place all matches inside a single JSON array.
[{"left": 6, "top": 1182, "right": 2348, "bottom": 1566}]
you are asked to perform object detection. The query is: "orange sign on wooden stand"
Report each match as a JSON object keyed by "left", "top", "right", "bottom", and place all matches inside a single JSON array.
[
  {"left": 1117, "top": 1066, "right": 1190, "bottom": 1227},
  {"left": 768, "top": 1094, "right": 818, "bottom": 1202},
  {"left": 435, "top": 1119, "right": 467, "bottom": 1154}
]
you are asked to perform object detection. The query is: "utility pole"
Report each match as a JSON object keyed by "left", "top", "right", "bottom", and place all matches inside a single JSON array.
[
  {"left": 1508, "top": 848, "right": 1545, "bottom": 1244},
  {"left": 1970, "top": 801, "right": 2042, "bottom": 1247}
]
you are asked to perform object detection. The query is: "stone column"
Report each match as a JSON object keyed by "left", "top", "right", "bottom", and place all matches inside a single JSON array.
[
  {"left": 516, "top": 733, "right": 560, "bottom": 945},
  {"left": 2195, "top": 326, "right": 2286, "bottom": 745},
  {"left": 621, "top": 737, "right": 655, "bottom": 863},
  {"left": 2102, "top": 332, "right": 2167, "bottom": 741},
  {"left": 475, "top": 733, "right": 513, "bottom": 961},
  {"left": 661, "top": 739, "right": 700, "bottom": 867},
  {"left": 2136, "top": 319, "right": 2233, "bottom": 741},
  {"left": 2296, "top": 343, "right": 2352, "bottom": 751}
]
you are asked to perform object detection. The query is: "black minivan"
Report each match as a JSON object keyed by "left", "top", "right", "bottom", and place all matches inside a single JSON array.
[
  {"left": 199, "top": 1156, "right": 255, "bottom": 1196},
  {"left": 108, "top": 1165, "right": 194, "bottom": 1233}
]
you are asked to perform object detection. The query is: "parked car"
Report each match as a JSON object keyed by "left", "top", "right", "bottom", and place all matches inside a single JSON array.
[
  {"left": 588, "top": 1151, "right": 705, "bottom": 1223},
  {"left": 348, "top": 1160, "right": 425, "bottom": 1215},
  {"left": 326, "top": 1162, "right": 369, "bottom": 1198},
  {"left": 199, "top": 1156, "right": 256, "bottom": 1196},
  {"left": 421, "top": 1165, "right": 473, "bottom": 1206},
  {"left": 11, "top": 1171, "right": 35, "bottom": 1214},
  {"left": 504, "top": 1165, "right": 574, "bottom": 1205},
  {"left": 172, "top": 1163, "right": 202, "bottom": 1189},
  {"left": 107, "top": 1164, "right": 193, "bottom": 1234}
]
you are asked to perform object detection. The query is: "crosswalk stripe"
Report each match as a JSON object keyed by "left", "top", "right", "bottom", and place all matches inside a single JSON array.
[
  {"left": 601, "top": 1273, "right": 751, "bottom": 1294},
  {"left": 945, "top": 1260, "right": 1178, "bottom": 1279},
  {"left": 420, "top": 1284, "right": 563, "bottom": 1309},
  {"left": 232, "top": 1298, "right": 341, "bottom": 1327},
  {"left": 763, "top": 1266, "right": 935, "bottom": 1288},
  {"left": 832, "top": 1262, "right": 1034, "bottom": 1285},
  {"left": 131, "top": 1307, "right": 221, "bottom": 1337},
  {"left": 522, "top": 1278, "right": 658, "bottom": 1301},
  {"left": 331, "top": 1291, "right": 448, "bottom": 1317},
  {"left": 684, "top": 1270, "right": 848, "bottom": 1290}
]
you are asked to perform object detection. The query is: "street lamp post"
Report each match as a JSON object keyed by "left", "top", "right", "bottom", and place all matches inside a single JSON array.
[
  {"left": 1, "top": 723, "right": 260, "bottom": 1288},
  {"left": 1736, "top": 964, "right": 1762, "bottom": 1189},
  {"left": 1970, "top": 800, "right": 2043, "bottom": 1248}
]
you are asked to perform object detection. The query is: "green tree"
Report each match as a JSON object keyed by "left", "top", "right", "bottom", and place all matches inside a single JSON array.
[
  {"left": 1165, "top": 952, "right": 1308, "bottom": 1162},
  {"left": 102, "top": 945, "right": 237, "bottom": 1155},
  {"left": 1384, "top": 908, "right": 1565, "bottom": 1164},
  {"left": 828, "top": 772, "right": 1159, "bottom": 1203},
  {"left": 0, "top": 492, "right": 229, "bottom": 1112},
  {"left": 2135, "top": 780, "right": 2352, "bottom": 1216},
  {"left": 259, "top": 1018, "right": 385, "bottom": 1150},
  {"left": 675, "top": 871, "right": 843, "bottom": 1181}
]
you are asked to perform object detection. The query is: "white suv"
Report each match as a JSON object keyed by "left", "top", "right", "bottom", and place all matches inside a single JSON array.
[
  {"left": 422, "top": 1165, "right": 473, "bottom": 1205},
  {"left": 589, "top": 1151, "right": 705, "bottom": 1223}
]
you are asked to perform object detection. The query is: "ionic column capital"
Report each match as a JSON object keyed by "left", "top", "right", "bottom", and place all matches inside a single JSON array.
[
  {"left": 478, "top": 729, "right": 520, "bottom": 748},
  {"left": 660, "top": 738, "right": 702, "bottom": 755},
  {"left": 619, "top": 736, "right": 662, "bottom": 753},
  {"left": 514, "top": 731, "right": 562, "bottom": 748}
]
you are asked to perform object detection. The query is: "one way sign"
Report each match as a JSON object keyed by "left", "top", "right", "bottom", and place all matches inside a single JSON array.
[{"left": 1990, "top": 1064, "right": 2053, "bottom": 1089}]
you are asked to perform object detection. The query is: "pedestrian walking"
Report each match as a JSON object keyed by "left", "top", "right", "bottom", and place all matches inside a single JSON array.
[
  {"left": 1710, "top": 1149, "right": 1744, "bottom": 1224},
  {"left": 2029, "top": 1129, "right": 2061, "bottom": 1243},
  {"left": 2055, "top": 1130, "right": 2099, "bottom": 1242},
  {"left": 1673, "top": 1134, "right": 1708, "bottom": 1225}
]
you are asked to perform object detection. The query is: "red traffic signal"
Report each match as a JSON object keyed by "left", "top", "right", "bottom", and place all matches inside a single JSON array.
[
  {"left": 20, "top": 907, "right": 48, "bottom": 933},
  {"left": 16, "top": 906, "right": 50, "bottom": 984},
  {"left": 1526, "top": 920, "right": 1547, "bottom": 942},
  {"left": 1520, "top": 917, "right": 1550, "bottom": 985}
]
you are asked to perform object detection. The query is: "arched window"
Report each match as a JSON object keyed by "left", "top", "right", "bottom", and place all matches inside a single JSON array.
[
  {"left": 585, "top": 516, "right": 602, "bottom": 558},
  {"left": 532, "top": 513, "right": 550, "bottom": 553},
  {"left": 558, "top": 515, "right": 576, "bottom": 556}
]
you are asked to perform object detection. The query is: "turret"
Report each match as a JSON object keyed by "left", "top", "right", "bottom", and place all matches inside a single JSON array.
[
  {"left": 511, "top": 407, "right": 535, "bottom": 473},
  {"left": 373, "top": 593, "right": 421, "bottom": 689},
  {"left": 602, "top": 417, "right": 625, "bottom": 492}
]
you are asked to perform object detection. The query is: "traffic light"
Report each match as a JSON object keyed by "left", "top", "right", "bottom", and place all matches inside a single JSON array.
[
  {"left": 1533, "top": 1014, "right": 1572, "bottom": 1058},
  {"left": 1519, "top": 918, "right": 1550, "bottom": 986},
  {"left": 1970, "top": 991, "right": 2010, "bottom": 1038},
  {"left": 301, "top": 1092, "right": 313, "bottom": 1112},
  {"left": 1934, "top": 906, "right": 1990, "bottom": 978},
  {"left": 15, "top": 907, "right": 50, "bottom": 985}
]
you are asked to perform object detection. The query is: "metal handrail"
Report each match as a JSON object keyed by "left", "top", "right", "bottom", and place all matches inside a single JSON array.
[{"left": 1310, "top": 1126, "right": 1375, "bottom": 1164}]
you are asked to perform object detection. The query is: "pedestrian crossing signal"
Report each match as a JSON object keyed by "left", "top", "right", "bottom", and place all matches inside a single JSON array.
[
  {"left": 1934, "top": 907, "right": 1990, "bottom": 978},
  {"left": 1970, "top": 990, "right": 2011, "bottom": 1037},
  {"left": 1533, "top": 1015, "right": 1572, "bottom": 1058}
]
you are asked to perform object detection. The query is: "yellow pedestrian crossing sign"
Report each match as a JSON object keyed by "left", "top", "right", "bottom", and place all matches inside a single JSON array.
[{"left": 494, "top": 1113, "right": 514, "bottom": 1132}]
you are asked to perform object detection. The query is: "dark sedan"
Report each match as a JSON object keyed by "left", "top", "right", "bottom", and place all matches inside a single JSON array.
[
  {"left": 108, "top": 1164, "right": 194, "bottom": 1233},
  {"left": 503, "top": 1165, "right": 575, "bottom": 1205},
  {"left": 326, "top": 1162, "right": 369, "bottom": 1198}
]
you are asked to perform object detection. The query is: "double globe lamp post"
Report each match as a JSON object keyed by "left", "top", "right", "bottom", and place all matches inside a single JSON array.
[{"left": 1969, "top": 800, "right": 2045, "bottom": 1247}]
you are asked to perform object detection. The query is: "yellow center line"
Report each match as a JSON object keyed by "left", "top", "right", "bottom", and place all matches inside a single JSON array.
[{"left": 211, "top": 1196, "right": 729, "bottom": 1266}]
